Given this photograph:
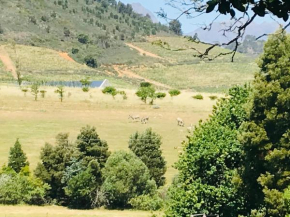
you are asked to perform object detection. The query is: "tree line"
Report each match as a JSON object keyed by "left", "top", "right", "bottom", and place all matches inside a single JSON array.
[
  {"left": 165, "top": 30, "right": 290, "bottom": 217},
  {"left": 0, "top": 127, "right": 166, "bottom": 210}
]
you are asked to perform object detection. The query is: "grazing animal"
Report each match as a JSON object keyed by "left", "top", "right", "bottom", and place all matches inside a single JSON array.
[
  {"left": 177, "top": 118, "right": 184, "bottom": 127},
  {"left": 141, "top": 116, "right": 149, "bottom": 124},
  {"left": 187, "top": 124, "right": 194, "bottom": 133},
  {"left": 128, "top": 114, "right": 140, "bottom": 122}
]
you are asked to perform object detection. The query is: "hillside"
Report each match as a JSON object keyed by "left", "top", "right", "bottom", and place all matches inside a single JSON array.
[
  {"left": 0, "top": 0, "right": 171, "bottom": 66},
  {"left": 0, "top": 0, "right": 258, "bottom": 92}
]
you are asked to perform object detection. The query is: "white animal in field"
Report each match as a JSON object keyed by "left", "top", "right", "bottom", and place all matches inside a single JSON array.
[
  {"left": 141, "top": 116, "right": 149, "bottom": 124},
  {"left": 187, "top": 124, "right": 194, "bottom": 133},
  {"left": 177, "top": 118, "right": 184, "bottom": 127},
  {"left": 128, "top": 114, "right": 140, "bottom": 122}
]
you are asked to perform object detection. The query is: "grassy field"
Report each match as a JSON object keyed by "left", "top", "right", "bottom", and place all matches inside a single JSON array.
[
  {"left": 130, "top": 61, "right": 256, "bottom": 92},
  {"left": 0, "top": 205, "right": 157, "bottom": 217},
  {"left": 0, "top": 84, "right": 220, "bottom": 183}
]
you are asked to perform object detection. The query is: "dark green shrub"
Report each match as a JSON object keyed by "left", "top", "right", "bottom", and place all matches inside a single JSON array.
[
  {"left": 155, "top": 92, "right": 166, "bottom": 99},
  {"left": 168, "top": 89, "right": 181, "bottom": 98},
  {"left": 192, "top": 94, "right": 203, "bottom": 100},
  {"left": 84, "top": 56, "right": 98, "bottom": 68},
  {"left": 71, "top": 48, "right": 79, "bottom": 54},
  {"left": 78, "top": 34, "right": 89, "bottom": 44},
  {"left": 140, "top": 82, "right": 152, "bottom": 87},
  {"left": 209, "top": 95, "right": 218, "bottom": 100},
  {"left": 0, "top": 24, "right": 4, "bottom": 34}
]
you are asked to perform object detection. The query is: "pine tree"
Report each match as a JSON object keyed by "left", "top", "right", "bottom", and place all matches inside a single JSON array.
[
  {"left": 239, "top": 30, "right": 290, "bottom": 216},
  {"left": 129, "top": 128, "right": 166, "bottom": 187},
  {"left": 76, "top": 125, "right": 110, "bottom": 168},
  {"left": 8, "top": 139, "right": 29, "bottom": 173}
]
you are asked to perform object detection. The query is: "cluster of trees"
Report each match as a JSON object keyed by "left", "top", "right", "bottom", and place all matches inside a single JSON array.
[
  {"left": 0, "top": 126, "right": 167, "bottom": 210},
  {"left": 166, "top": 31, "right": 290, "bottom": 216},
  {"left": 135, "top": 82, "right": 181, "bottom": 104}
]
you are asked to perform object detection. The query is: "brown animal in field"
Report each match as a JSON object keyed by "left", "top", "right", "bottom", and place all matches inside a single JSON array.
[{"left": 128, "top": 114, "right": 140, "bottom": 122}]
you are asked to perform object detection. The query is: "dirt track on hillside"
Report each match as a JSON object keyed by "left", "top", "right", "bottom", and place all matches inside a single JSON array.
[
  {"left": 113, "top": 65, "right": 171, "bottom": 89},
  {"left": 126, "top": 43, "right": 164, "bottom": 60},
  {"left": 0, "top": 46, "right": 17, "bottom": 79},
  {"left": 59, "top": 52, "right": 75, "bottom": 62}
]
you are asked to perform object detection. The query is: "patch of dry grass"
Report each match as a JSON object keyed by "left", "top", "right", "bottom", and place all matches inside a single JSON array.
[{"left": 0, "top": 205, "right": 156, "bottom": 217}]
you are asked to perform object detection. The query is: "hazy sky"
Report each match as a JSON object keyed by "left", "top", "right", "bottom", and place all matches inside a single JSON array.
[{"left": 120, "top": 0, "right": 286, "bottom": 34}]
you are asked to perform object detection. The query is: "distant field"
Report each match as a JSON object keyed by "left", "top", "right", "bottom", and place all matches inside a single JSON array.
[
  {"left": 0, "top": 85, "right": 220, "bottom": 183},
  {"left": 0, "top": 205, "right": 156, "bottom": 217},
  {"left": 130, "top": 61, "right": 256, "bottom": 91}
]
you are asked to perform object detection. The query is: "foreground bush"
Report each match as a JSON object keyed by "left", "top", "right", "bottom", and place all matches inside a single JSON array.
[
  {"left": 102, "top": 151, "right": 157, "bottom": 208},
  {"left": 0, "top": 166, "right": 49, "bottom": 205},
  {"left": 129, "top": 194, "right": 163, "bottom": 211}
]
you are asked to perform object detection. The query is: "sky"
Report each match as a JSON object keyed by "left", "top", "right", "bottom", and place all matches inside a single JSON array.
[{"left": 120, "top": 0, "right": 286, "bottom": 34}]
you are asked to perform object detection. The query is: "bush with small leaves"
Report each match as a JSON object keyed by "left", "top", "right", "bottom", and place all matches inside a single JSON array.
[
  {"left": 168, "top": 89, "right": 180, "bottom": 98},
  {"left": 30, "top": 83, "right": 39, "bottom": 101},
  {"left": 209, "top": 95, "right": 218, "bottom": 100},
  {"left": 40, "top": 90, "right": 47, "bottom": 98},
  {"left": 102, "top": 86, "right": 117, "bottom": 99},
  {"left": 55, "top": 86, "right": 65, "bottom": 102},
  {"left": 80, "top": 77, "right": 91, "bottom": 92},
  {"left": 118, "top": 90, "right": 127, "bottom": 100},
  {"left": 155, "top": 92, "right": 166, "bottom": 99},
  {"left": 192, "top": 94, "right": 203, "bottom": 100},
  {"left": 21, "top": 88, "right": 28, "bottom": 97}
]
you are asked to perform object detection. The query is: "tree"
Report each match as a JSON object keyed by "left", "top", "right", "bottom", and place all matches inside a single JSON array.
[
  {"left": 168, "top": 89, "right": 181, "bottom": 98},
  {"left": 76, "top": 125, "right": 110, "bottom": 168},
  {"left": 136, "top": 83, "right": 156, "bottom": 104},
  {"left": 101, "top": 151, "right": 157, "bottom": 208},
  {"left": 102, "top": 86, "right": 117, "bottom": 99},
  {"left": 34, "top": 133, "right": 76, "bottom": 203},
  {"left": 8, "top": 139, "right": 29, "bottom": 173},
  {"left": 238, "top": 30, "right": 290, "bottom": 216},
  {"left": 129, "top": 128, "right": 167, "bottom": 187},
  {"left": 155, "top": 92, "right": 166, "bottom": 100},
  {"left": 30, "top": 83, "right": 39, "bottom": 101},
  {"left": 78, "top": 34, "right": 89, "bottom": 44},
  {"left": 80, "top": 77, "right": 91, "bottom": 92},
  {"left": 169, "top": 20, "right": 182, "bottom": 35},
  {"left": 64, "top": 160, "right": 102, "bottom": 209},
  {"left": 166, "top": 86, "right": 250, "bottom": 217},
  {"left": 55, "top": 86, "right": 64, "bottom": 102},
  {"left": 84, "top": 56, "right": 98, "bottom": 68},
  {"left": 162, "top": 0, "right": 290, "bottom": 61}
]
